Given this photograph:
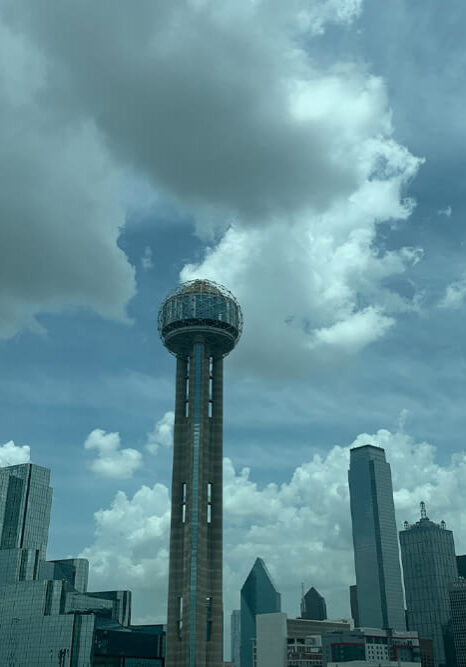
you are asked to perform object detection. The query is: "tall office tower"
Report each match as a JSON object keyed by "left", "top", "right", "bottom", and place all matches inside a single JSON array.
[
  {"left": 349, "top": 584, "right": 360, "bottom": 627},
  {"left": 348, "top": 444, "right": 405, "bottom": 631},
  {"left": 0, "top": 463, "right": 165, "bottom": 665},
  {"left": 400, "top": 503, "right": 458, "bottom": 667},
  {"left": 230, "top": 609, "right": 241, "bottom": 667},
  {"left": 0, "top": 463, "right": 52, "bottom": 558},
  {"left": 457, "top": 554, "right": 466, "bottom": 578},
  {"left": 449, "top": 580, "right": 466, "bottom": 667},
  {"left": 301, "top": 586, "right": 327, "bottom": 620},
  {"left": 240, "top": 557, "right": 281, "bottom": 667},
  {"left": 158, "top": 280, "right": 243, "bottom": 667}
]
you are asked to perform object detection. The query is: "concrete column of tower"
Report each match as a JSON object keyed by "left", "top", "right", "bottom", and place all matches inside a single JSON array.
[{"left": 158, "top": 280, "right": 242, "bottom": 667}]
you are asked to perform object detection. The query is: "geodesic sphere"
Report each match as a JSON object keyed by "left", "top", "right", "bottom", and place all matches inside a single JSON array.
[{"left": 158, "top": 279, "right": 243, "bottom": 356}]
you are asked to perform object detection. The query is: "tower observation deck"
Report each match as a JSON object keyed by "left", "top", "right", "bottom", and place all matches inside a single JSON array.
[{"left": 158, "top": 279, "right": 242, "bottom": 667}]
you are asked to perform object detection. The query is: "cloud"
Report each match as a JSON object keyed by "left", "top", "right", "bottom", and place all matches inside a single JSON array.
[
  {"left": 439, "top": 277, "right": 466, "bottom": 310},
  {"left": 437, "top": 206, "right": 452, "bottom": 217},
  {"left": 0, "top": 0, "right": 422, "bottom": 357},
  {"left": 146, "top": 411, "right": 174, "bottom": 455},
  {"left": 84, "top": 429, "right": 143, "bottom": 479},
  {"left": 0, "top": 17, "right": 135, "bottom": 339},
  {"left": 0, "top": 440, "right": 30, "bottom": 467},
  {"left": 3, "top": 0, "right": 366, "bottom": 223},
  {"left": 140, "top": 246, "right": 155, "bottom": 271},
  {"left": 80, "top": 421, "right": 466, "bottom": 632}
]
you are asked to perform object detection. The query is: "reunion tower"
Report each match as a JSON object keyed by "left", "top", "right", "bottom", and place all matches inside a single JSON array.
[{"left": 158, "top": 279, "right": 243, "bottom": 667}]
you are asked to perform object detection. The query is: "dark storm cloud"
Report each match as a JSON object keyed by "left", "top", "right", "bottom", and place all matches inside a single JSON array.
[{"left": 2, "top": 0, "right": 366, "bottom": 219}]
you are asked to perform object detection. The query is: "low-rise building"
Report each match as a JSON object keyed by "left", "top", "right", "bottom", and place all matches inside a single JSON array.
[{"left": 321, "top": 628, "right": 421, "bottom": 666}]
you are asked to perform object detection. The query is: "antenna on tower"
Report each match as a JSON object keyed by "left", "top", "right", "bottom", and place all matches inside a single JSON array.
[{"left": 420, "top": 501, "right": 427, "bottom": 519}]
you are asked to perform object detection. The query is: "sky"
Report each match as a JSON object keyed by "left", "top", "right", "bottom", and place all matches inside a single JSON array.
[{"left": 1, "top": 0, "right": 466, "bottom": 650}]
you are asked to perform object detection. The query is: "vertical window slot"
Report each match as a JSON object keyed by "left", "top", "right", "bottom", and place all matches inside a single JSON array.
[
  {"left": 178, "top": 596, "right": 184, "bottom": 638},
  {"left": 182, "top": 483, "right": 187, "bottom": 523},
  {"left": 208, "top": 359, "right": 213, "bottom": 418},
  {"left": 207, "top": 483, "right": 212, "bottom": 523},
  {"left": 206, "top": 596, "right": 213, "bottom": 641}
]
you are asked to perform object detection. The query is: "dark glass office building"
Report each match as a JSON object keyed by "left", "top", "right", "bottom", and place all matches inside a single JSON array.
[
  {"left": 0, "top": 463, "right": 165, "bottom": 666},
  {"left": 300, "top": 586, "right": 327, "bottom": 621},
  {"left": 240, "top": 558, "right": 281, "bottom": 667},
  {"left": 348, "top": 445, "right": 406, "bottom": 631},
  {"left": 400, "top": 504, "right": 458, "bottom": 667}
]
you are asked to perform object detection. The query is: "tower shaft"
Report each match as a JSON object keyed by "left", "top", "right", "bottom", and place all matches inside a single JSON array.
[{"left": 166, "top": 337, "right": 223, "bottom": 667}]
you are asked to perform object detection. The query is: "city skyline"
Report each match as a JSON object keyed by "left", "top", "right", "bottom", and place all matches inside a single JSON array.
[{"left": 0, "top": 0, "right": 466, "bottom": 647}]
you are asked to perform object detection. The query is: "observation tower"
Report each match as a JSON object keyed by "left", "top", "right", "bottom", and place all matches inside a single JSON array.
[{"left": 158, "top": 279, "right": 243, "bottom": 667}]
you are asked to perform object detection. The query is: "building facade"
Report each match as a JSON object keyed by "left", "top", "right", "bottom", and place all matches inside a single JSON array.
[
  {"left": 241, "top": 558, "right": 281, "bottom": 667},
  {"left": 348, "top": 445, "right": 406, "bottom": 631},
  {"left": 158, "top": 279, "right": 242, "bottom": 667},
  {"left": 349, "top": 584, "right": 360, "bottom": 628},
  {"left": 0, "top": 463, "right": 165, "bottom": 666},
  {"left": 301, "top": 587, "right": 327, "bottom": 621},
  {"left": 449, "top": 579, "right": 466, "bottom": 667},
  {"left": 399, "top": 503, "right": 457, "bottom": 667},
  {"left": 254, "top": 613, "right": 351, "bottom": 667},
  {"left": 321, "top": 628, "right": 421, "bottom": 665},
  {"left": 456, "top": 554, "right": 466, "bottom": 579},
  {"left": 231, "top": 609, "right": 241, "bottom": 667}
]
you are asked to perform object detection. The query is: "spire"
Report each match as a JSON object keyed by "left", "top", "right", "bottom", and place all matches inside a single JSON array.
[{"left": 420, "top": 501, "right": 427, "bottom": 520}]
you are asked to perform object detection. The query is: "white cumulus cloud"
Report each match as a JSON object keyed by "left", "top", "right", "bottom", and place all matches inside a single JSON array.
[
  {"left": 80, "top": 421, "right": 466, "bottom": 630},
  {"left": 439, "top": 277, "right": 466, "bottom": 310},
  {"left": 84, "top": 429, "right": 143, "bottom": 480},
  {"left": 0, "top": 440, "right": 30, "bottom": 467},
  {"left": 146, "top": 411, "right": 175, "bottom": 455}
]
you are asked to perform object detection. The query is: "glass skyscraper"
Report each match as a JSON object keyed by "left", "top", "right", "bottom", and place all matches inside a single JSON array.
[
  {"left": 230, "top": 609, "right": 241, "bottom": 667},
  {"left": 300, "top": 586, "right": 327, "bottom": 621},
  {"left": 348, "top": 444, "right": 405, "bottom": 631},
  {"left": 400, "top": 503, "right": 458, "bottom": 667},
  {"left": 0, "top": 463, "right": 165, "bottom": 666},
  {"left": 240, "top": 557, "right": 281, "bottom": 667}
]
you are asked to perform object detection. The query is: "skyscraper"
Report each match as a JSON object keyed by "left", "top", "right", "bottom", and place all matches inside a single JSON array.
[
  {"left": 456, "top": 554, "right": 466, "bottom": 579},
  {"left": 158, "top": 279, "right": 243, "bottom": 667},
  {"left": 449, "top": 579, "right": 466, "bottom": 667},
  {"left": 400, "top": 503, "right": 458, "bottom": 667},
  {"left": 0, "top": 463, "right": 165, "bottom": 665},
  {"left": 348, "top": 444, "right": 405, "bottom": 631},
  {"left": 231, "top": 609, "right": 241, "bottom": 667},
  {"left": 240, "top": 557, "right": 281, "bottom": 667},
  {"left": 301, "top": 586, "right": 327, "bottom": 620},
  {"left": 0, "top": 463, "right": 52, "bottom": 558},
  {"left": 349, "top": 584, "right": 360, "bottom": 627}
]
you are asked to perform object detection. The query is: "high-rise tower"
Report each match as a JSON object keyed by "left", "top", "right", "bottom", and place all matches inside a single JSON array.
[
  {"left": 240, "top": 557, "right": 281, "bottom": 667},
  {"left": 348, "top": 444, "right": 405, "bottom": 631},
  {"left": 158, "top": 279, "right": 243, "bottom": 667},
  {"left": 400, "top": 503, "right": 458, "bottom": 667}
]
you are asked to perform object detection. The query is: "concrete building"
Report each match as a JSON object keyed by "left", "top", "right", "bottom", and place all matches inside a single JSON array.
[
  {"left": 231, "top": 609, "right": 241, "bottom": 667},
  {"left": 399, "top": 503, "right": 457, "bottom": 667},
  {"left": 321, "top": 628, "right": 421, "bottom": 665},
  {"left": 158, "top": 279, "right": 242, "bottom": 667},
  {"left": 301, "top": 587, "right": 327, "bottom": 621},
  {"left": 241, "top": 558, "right": 281, "bottom": 667},
  {"left": 0, "top": 462, "right": 165, "bottom": 666},
  {"left": 254, "top": 613, "right": 351, "bottom": 667},
  {"left": 348, "top": 445, "right": 406, "bottom": 631},
  {"left": 449, "top": 579, "right": 466, "bottom": 666}
]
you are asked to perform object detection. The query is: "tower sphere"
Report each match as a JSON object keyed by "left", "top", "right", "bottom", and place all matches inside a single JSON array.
[{"left": 158, "top": 279, "right": 243, "bottom": 357}]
